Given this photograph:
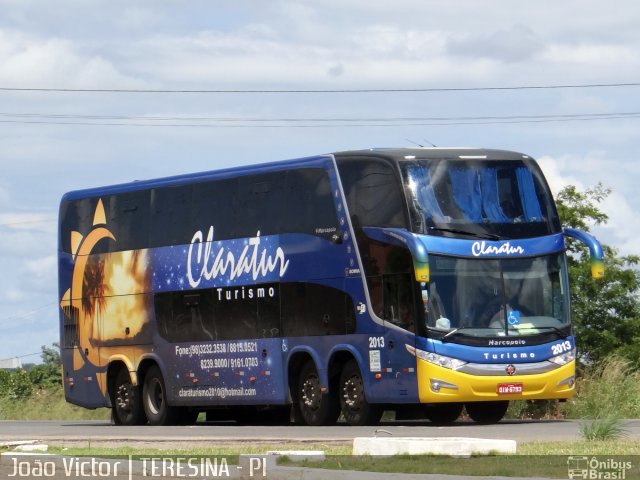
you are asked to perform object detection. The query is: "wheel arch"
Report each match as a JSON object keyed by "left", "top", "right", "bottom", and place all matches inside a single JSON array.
[{"left": 286, "top": 349, "right": 318, "bottom": 402}]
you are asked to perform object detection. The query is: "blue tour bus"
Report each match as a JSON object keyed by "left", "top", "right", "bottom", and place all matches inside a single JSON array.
[{"left": 58, "top": 148, "right": 603, "bottom": 426}]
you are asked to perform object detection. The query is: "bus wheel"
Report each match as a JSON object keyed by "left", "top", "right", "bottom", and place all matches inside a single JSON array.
[
  {"left": 465, "top": 401, "right": 509, "bottom": 424},
  {"left": 297, "top": 361, "right": 339, "bottom": 426},
  {"left": 142, "top": 365, "right": 180, "bottom": 426},
  {"left": 112, "top": 368, "right": 146, "bottom": 425},
  {"left": 339, "top": 360, "right": 383, "bottom": 426},
  {"left": 423, "top": 402, "right": 463, "bottom": 425}
]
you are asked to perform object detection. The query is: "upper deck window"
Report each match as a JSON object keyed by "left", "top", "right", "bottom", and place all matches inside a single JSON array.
[{"left": 401, "top": 159, "right": 560, "bottom": 240}]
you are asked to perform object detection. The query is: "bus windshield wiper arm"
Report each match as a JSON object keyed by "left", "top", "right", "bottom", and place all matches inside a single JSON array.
[
  {"left": 441, "top": 327, "right": 462, "bottom": 341},
  {"left": 536, "top": 326, "right": 569, "bottom": 337},
  {"left": 429, "top": 227, "right": 501, "bottom": 241}
]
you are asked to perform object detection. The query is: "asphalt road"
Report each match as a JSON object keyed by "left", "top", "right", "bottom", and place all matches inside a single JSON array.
[{"left": 2, "top": 419, "right": 639, "bottom": 446}]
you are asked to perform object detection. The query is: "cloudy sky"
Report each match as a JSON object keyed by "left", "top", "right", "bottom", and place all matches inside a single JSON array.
[{"left": 1, "top": 0, "right": 639, "bottom": 362}]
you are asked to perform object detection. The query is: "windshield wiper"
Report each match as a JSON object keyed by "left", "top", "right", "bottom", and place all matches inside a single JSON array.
[
  {"left": 428, "top": 227, "right": 501, "bottom": 240},
  {"left": 441, "top": 327, "right": 464, "bottom": 342},
  {"left": 535, "top": 326, "right": 570, "bottom": 337}
]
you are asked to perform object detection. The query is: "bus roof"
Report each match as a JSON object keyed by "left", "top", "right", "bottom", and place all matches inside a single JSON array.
[
  {"left": 333, "top": 147, "right": 531, "bottom": 161},
  {"left": 60, "top": 147, "right": 531, "bottom": 203}
]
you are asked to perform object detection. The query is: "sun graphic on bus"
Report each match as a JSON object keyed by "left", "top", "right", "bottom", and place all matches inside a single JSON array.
[{"left": 59, "top": 199, "right": 115, "bottom": 369}]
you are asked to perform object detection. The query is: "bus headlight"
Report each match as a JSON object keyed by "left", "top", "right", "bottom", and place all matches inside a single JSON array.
[
  {"left": 549, "top": 348, "right": 576, "bottom": 366},
  {"left": 406, "top": 345, "right": 467, "bottom": 371}
]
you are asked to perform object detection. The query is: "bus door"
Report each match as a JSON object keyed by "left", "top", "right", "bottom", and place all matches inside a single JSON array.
[{"left": 380, "top": 271, "right": 421, "bottom": 402}]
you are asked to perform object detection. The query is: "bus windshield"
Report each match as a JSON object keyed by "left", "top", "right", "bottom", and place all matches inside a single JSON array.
[
  {"left": 425, "top": 253, "right": 570, "bottom": 338},
  {"left": 401, "top": 159, "right": 560, "bottom": 239}
]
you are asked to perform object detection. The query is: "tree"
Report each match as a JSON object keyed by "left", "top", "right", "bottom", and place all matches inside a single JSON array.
[
  {"left": 556, "top": 183, "right": 640, "bottom": 366},
  {"left": 28, "top": 343, "right": 62, "bottom": 389},
  {"left": 40, "top": 343, "right": 61, "bottom": 367}
]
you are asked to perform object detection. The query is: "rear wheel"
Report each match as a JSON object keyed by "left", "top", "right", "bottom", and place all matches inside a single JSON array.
[
  {"left": 465, "top": 401, "right": 509, "bottom": 424},
  {"left": 422, "top": 402, "right": 463, "bottom": 425},
  {"left": 142, "top": 365, "right": 181, "bottom": 426},
  {"left": 297, "top": 361, "right": 340, "bottom": 426},
  {"left": 111, "top": 368, "right": 146, "bottom": 425},
  {"left": 339, "top": 360, "right": 383, "bottom": 426}
]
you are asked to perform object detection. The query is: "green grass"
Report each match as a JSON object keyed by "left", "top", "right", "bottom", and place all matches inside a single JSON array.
[
  {"left": 579, "top": 418, "right": 628, "bottom": 441},
  {"left": 519, "top": 439, "right": 640, "bottom": 455},
  {"left": 564, "top": 357, "right": 640, "bottom": 419},
  {"left": 0, "top": 388, "right": 110, "bottom": 421}
]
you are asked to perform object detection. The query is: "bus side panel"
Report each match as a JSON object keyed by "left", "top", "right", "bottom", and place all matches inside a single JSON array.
[
  {"left": 158, "top": 337, "right": 287, "bottom": 406},
  {"left": 59, "top": 247, "right": 155, "bottom": 409}
]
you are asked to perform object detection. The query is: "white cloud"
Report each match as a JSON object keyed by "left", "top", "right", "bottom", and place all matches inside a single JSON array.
[
  {"left": 0, "top": 29, "right": 142, "bottom": 88},
  {"left": 536, "top": 155, "right": 585, "bottom": 195},
  {"left": 596, "top": 192, "right": 640, "bottom": 256}
]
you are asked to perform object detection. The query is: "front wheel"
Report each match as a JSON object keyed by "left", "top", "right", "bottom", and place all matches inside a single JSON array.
[
  {"left": 142, "top": 365, "right": 181, "bottom": 426},
  {"left": 297, "top": 361, "right": 340, "bottom": 426},
  {"left": 465, "top": 401, "right": 509, "bottom": 424},
  {"left": 339, "top": 360, "right": 383, "bottom": 426},
  {"left": 423, "top": 402, "right": 463, "bottom": 425},
  {"left": 111, "top": 368, "right": 146, "bottom": 425}
]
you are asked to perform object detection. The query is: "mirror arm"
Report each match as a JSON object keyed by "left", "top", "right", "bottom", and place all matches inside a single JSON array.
[{"left": 563, "top": 227, "right": 604, "bottom": 279}]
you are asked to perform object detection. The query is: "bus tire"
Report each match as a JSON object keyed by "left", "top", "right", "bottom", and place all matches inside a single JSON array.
[
  {"left": 339, "top": 359, "right": 383, "bottom": 426},
  {"left": 422, "top": 402, "right": 463, "bottom": 425},
  {"left": 297, "top": 361, "right": 340, "bottom": 426},
  {"left": 142, "top": 365, "right": 180, "bottom": 426},
  {"left": 465, "top": 401, "right": 509, "bottom": 424},
  {"left": 111, "top": 368, "right": 146, "bottom": 426}
]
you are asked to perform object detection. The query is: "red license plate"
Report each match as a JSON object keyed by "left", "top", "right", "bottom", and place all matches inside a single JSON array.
[{"left": 497, "top": 383, "right": 523, "bottom": 394}]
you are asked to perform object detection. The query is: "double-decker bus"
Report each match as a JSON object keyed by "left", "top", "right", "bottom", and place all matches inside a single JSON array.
[{"left": 58, "top": 148, "right": 603, "bottom": 426}]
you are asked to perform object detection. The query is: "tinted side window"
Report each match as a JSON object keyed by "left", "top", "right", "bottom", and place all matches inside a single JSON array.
[
  {"left": 154, "top": 284, "right": 281, "bottom": 342},
  {"left": 284, "top": 169, "right": 340, "bottom": 240},
  {"left": 281, "top": 283, "right": 356, "bottom": 336},
  {"left": 235, "top": 172, "right": 285, "bottom": 238},
  {"left": 338, "top": 159, "right": 406, "bottom": 228},
  {"left": 106, "top": 190, "right": 150, "bottom": 252},
  {"left": 357, "top": 238, "right": 417, "bottom": 332},
  {"left": 191, "top": 177, "right": 239, "bottom": 241},
  {"left": 60, "top": 192, "right": 150, "bottom": 254},
  {"left": 61, "top": 167, "right": 340, "bottom": 254},
  {"left": 150, "top": 185, "right": 193, "bottom": 247},
  {"left": 154, "top": 289, "right": 217, "bottom": 343}
]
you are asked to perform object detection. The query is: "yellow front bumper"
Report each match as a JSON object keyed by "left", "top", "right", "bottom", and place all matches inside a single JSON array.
[{"left": 417, "top": 358, "right": 576, "bottom": 403}]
